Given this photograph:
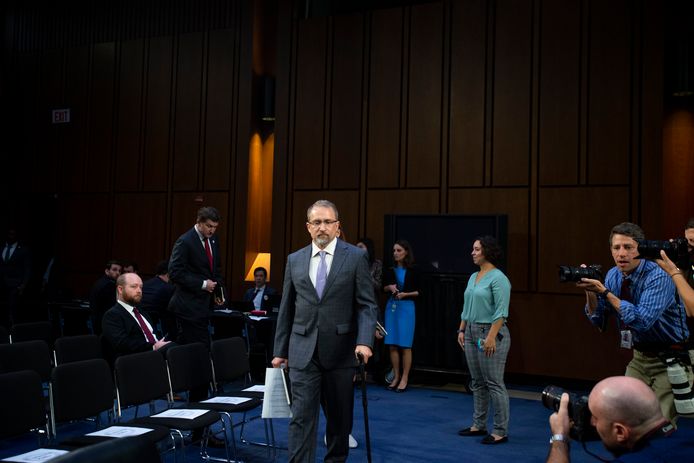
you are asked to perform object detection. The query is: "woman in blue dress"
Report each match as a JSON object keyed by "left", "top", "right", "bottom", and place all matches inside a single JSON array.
[{"left": 383, "top": 240, "right": 420, "bottom": 393}]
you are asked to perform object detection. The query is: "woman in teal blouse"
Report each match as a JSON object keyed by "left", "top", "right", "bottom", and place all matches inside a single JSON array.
[{"left": 456, "top": 236, "right": 511, "bottom": 444}]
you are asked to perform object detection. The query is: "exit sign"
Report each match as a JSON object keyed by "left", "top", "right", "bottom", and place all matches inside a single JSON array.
[{"left": 52, "top": 108, "right": 71, "bottom": 124}]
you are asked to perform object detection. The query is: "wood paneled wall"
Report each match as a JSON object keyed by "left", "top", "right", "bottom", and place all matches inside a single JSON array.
[
  {"left": 272, "top": 0, "right": 666, "bottom": 380},
  {"left": 2, "top": 1, "right": 254, "bottom": 298}
]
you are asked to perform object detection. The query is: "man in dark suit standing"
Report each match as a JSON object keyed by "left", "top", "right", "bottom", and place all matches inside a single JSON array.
[
  {"left": 242, "top": 266, "right": 277, "bottom": 310},
  {"left": 272, "top": 200, "right": 378, "bottom": 462},
  {"left": 0, "top": 228, "right": 31, "bottom": 327},
  {"left": 168, "top": 206, "right": 224, "bottom": 350},
  {"left": 89, "top": 260, "right": 122, "bottom": 335},
  {"left": 102, "top": 272, "right": 172, "bottom": 359}
]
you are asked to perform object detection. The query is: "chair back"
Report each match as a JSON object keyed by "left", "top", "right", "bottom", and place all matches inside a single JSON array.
[
  {"left": 50, "top": 358, "right": 114, "bottom": 437},
  {"left": 114, "top": 350, "right": 171, "bottom": 415},
  {"left": 0, "top": 340, "right": 52, "bottom": 382},
  {"left": 211, "top": 337, "right": 250, "bottom": 386},
  {"left": 49, "top": 435, "right": 161, "bottom": 463},
  {"left": 54, "top": 335, "right": 102, "bottom": 365},
  {"left": 0, "top": 370, "right": 47, "bottom": 440},
  {"left": 10, "top": 321, "right": 54, "bottom": 347},
  {"left": 0, "top": 325, "right": 8, "bottom": 344},
  {"left": 165, "top": 342, "right": 213, "bottom": 396}
]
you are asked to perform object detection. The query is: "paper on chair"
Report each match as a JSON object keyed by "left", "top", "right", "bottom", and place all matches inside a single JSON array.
[
  {"left": 202, "top": 396, "right": 252, "bottom": 405},
  {"left": 242, "top": 385, "right": 265, "bottom": 393},
  {"left": 151, "top": 409, "right": 209, "bottom": 419},
  {"left": 3, "top": 448, "right": 70, "bottom": 462},
  {"left": 86, "top": 426, "right": 154, "bottom": 438},
  {"left": 261, "top": 367, "right": 292, "bottom": 419}
]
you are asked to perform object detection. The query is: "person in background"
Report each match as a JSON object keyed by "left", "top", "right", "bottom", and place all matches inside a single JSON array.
[
  {"left": 383, "top": 239, "right": 420, "bottom": 393},
  {"left": 89, "top": 260, "right": 122, "bottom": 335},
  {"left": 242, "top": 266, "right": 277, "bottom": 310},
  {"left": 457, "top": 235, "right": 511, "bottom": 445},
  {"left": 0, "top": 228, "right": 31, "bottom": 327},
  {"left": 122, "top": 261, "right": 139, "bottom": 274},
  {"left": 356, "top": 237, "right": 383, "bottom": 299},
  {"left": 140, "top": 260, "right": 176, "bottom": 339}
]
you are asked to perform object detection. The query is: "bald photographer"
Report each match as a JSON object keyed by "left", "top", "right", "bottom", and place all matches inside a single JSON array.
[{"left": 545, "top": 376, "right": 691, "bottom": 463}]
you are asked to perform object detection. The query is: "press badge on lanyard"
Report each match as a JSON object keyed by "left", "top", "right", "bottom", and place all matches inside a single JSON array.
[{"left": 620, "top": 330, "right": 633, "bottom": 349}]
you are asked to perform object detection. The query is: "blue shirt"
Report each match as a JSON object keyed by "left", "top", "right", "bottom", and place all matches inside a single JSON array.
[
  {"left": 461, "top": 268, "right": 511, "bottom": 324},
  {"left": 585, "top": 259, "right": 688, "bottom": 344}
]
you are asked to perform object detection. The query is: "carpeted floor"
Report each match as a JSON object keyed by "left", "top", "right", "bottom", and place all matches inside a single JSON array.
[{"left": 2, "top": 383, "right": 692, "bottom": 462}]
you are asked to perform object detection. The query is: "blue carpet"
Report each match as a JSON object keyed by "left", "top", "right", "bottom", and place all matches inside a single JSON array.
[{"left": 2, "top": 384, "right": 692, "bottom": 462}]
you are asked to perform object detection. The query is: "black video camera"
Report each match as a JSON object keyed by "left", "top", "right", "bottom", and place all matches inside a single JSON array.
[
  {"left": 542, "top": 385, "right": 597, "bottom": 441},
  {"left": 558, "top": 265, "right": 603, "bottom": 283},
  {"left": 637, "top": 238, "right": 689, "bottom": 268}
]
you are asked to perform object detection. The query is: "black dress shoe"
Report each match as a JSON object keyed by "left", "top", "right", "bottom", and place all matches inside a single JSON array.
[
  {"left": 395, "top": 385, "right": 407, "bottom": 393},
  {"left": 480, "top": 435, "right": 508, "bottom": 445},
  {"left": 458, "top": 427, "right": 487, "bottom": 437}
]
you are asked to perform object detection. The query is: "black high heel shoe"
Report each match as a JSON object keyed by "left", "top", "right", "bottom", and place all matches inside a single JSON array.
[{"left": 386, "top": 380, "right": 400, "bottom": 391}]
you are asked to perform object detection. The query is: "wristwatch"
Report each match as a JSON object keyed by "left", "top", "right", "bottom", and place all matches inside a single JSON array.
[
  {"left": 600, "top": 288, "right": 610, "bottom": 298},
  {"left": 456, "top": 328, "right": 464, "bottom": 334},
  {"left": 549, "top": 434, "right": 568, "bottom": 444}
]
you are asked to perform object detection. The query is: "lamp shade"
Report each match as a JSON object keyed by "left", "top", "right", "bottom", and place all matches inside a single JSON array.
[{"left": 245, "top": 253, "right": 271, "bottom": 281}]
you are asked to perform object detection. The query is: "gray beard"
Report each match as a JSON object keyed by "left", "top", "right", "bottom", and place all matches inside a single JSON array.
[{"left": 314, "top": 236, "right": 330, "bottom": 248}]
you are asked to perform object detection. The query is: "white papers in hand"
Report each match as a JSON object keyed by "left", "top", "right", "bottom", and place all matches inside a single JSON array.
[
  {"left": 151, "top": 409, "right": 209, "bottom": 420},
  {"left": 202, "top": 396, "right": 252, "bottom": 405},
  {"left": 86, "top": 426, "right": 154, "bottom": 438},
  {"left": 261, "top": 367, "right": 292, "bottom": 419}
]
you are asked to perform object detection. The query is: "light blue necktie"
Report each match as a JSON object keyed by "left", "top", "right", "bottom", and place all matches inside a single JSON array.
[{"left": 315, "top": 251, "right": 327, "bottom": 299}]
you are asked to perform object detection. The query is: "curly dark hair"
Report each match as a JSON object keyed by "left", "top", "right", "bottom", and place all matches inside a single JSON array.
[
  {"left": 476, "top": 235, "right": 503, "bottom": 266},
  {"left": 394, "top": 239, "right": 415, "bottom": 268}
]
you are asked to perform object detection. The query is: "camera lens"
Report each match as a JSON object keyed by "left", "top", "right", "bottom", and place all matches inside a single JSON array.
[{"left": 541, "top": 385, "right": 564, "bottom": 412}]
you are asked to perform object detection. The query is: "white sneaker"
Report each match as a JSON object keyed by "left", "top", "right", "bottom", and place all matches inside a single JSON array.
[{"left": 323, "top": 434, "right": 358, "bottom": 449}]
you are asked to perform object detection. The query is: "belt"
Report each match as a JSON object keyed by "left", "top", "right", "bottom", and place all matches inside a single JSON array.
[{"left": 634, "top": 342, "right": 688, "bottom": 357}]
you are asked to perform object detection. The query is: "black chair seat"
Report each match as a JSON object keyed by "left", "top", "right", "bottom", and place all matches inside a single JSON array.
[
  {"left": 191, "top": 396, "right": 263, "bottom": 414},
  {"left": 127, "top": 409, "right": 222, "bottom": 432},
  {"left": 59, "top": 424, "right": 172, "bottom": 447}
]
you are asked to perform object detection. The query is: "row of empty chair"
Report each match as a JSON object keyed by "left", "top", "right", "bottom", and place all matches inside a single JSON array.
[{"left": 0, "top": 336, "right": 269, "bottom": 463}]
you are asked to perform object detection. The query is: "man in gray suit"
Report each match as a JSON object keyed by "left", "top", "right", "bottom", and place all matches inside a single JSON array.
[{"left": 272, "top": 200, "right": 378, "bottom": 462}]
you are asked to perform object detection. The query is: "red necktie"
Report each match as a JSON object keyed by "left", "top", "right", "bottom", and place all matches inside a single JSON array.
[
  {"left": 133, "top": 308, "right": 156, "bottom": 344},
  {"left": 204, "top": 238, "right": 214, "bottom": 273}
]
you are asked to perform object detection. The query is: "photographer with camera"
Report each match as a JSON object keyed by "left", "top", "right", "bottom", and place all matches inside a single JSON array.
[
  {"left": 545, "top": 376, "right": 690, "bottom": 463},
  {"left": 576, "top": 222, "right": 691, "bottom": 422}
]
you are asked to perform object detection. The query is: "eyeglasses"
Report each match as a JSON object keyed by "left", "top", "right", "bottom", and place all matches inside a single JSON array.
[{"left": 307, "top": 219, "right": 339, "bottom": 227}]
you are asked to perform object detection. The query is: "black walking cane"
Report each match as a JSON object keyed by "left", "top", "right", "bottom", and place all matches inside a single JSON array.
[{"left": 357, "top": 353, "right": 372, "bottom": 463}]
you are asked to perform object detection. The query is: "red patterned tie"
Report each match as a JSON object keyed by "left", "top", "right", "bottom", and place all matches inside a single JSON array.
[
  {"left": 133, "top": 308, "right": 156, "bottom": 344},
  {"left": 204, "top": 238, "right": 214, "bottom": 273}
]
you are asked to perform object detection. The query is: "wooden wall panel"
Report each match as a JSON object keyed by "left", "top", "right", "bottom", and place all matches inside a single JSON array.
[
  {"left": 406, "top": 3, "right": 443, "bottom": 188},
  {"left": 204, "top": 29, "right": 236, "bottom": 191},
  {"left": 449, "top": 0, "right": 486, "bottom": 187},
  {"left": 12, "top": 53, "right": 40, "bottom": 194},
  {"left": 34, "top": 50, "right": 64, "bottom": 193},
  {"left": 61, "top": 47, "right": 90, "bottom": 193},
  {"left": 328, "top": 14, "right": 363, "bottom": 190},
  {"left": 143, "top": 36, "right": 173, "bottom": 192},
  {"left": 292, "top": 19, "right": 327, "bottom": 190},
  {"left": 508, "top": 292, "right": 632, "bottom": 379},
  {"left": 112, "top": 193, "right": 167, "bottom": 272},
  {"left": 365, "top": 189, "right": 439, "bottom": 262},
  {"left": 367, "top": 8, "right": 403, "bottom": 189},
  {"left": 85, "top": 42, "right": 116, "bottom": 193},
  {"left": 537, "top": 187, "right": 629, "bottom": 294},
  {"left": 172, "top": 32, "right": 204, "bottom": 191},
  {"left": 492, "top": 0, "right": 532, "bottom": 186},
  {"left": 291, "top": 191, "right": 360, "bottom": 252},
  {"left": 448, "top": 188, "right": 529, "bottom": 291},
  {"left": 538, "top": 0, "right": 581, "bottom": 185},
  {"left": 586, "top": 0, "right": 630, "bottom": 184},
  {"left": 114, "top": 39, "right": 144, "bottom": 192},
  {"left": 58, "top": 194, "right": 111, "bottom": 275}
]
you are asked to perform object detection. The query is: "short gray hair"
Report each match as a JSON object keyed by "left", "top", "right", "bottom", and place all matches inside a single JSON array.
[{"left": 306, "top": 200, "right": 339, "bottom": 221}]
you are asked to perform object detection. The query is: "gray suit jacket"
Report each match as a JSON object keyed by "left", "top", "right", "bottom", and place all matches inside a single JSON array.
[{"left": 273, "top": 239, "right": 378, "bottom": 370}]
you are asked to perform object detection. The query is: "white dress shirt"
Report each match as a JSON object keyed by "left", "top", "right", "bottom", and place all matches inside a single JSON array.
[{"left": 309, "top": 238, "right": 337, "bottom": 287}]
